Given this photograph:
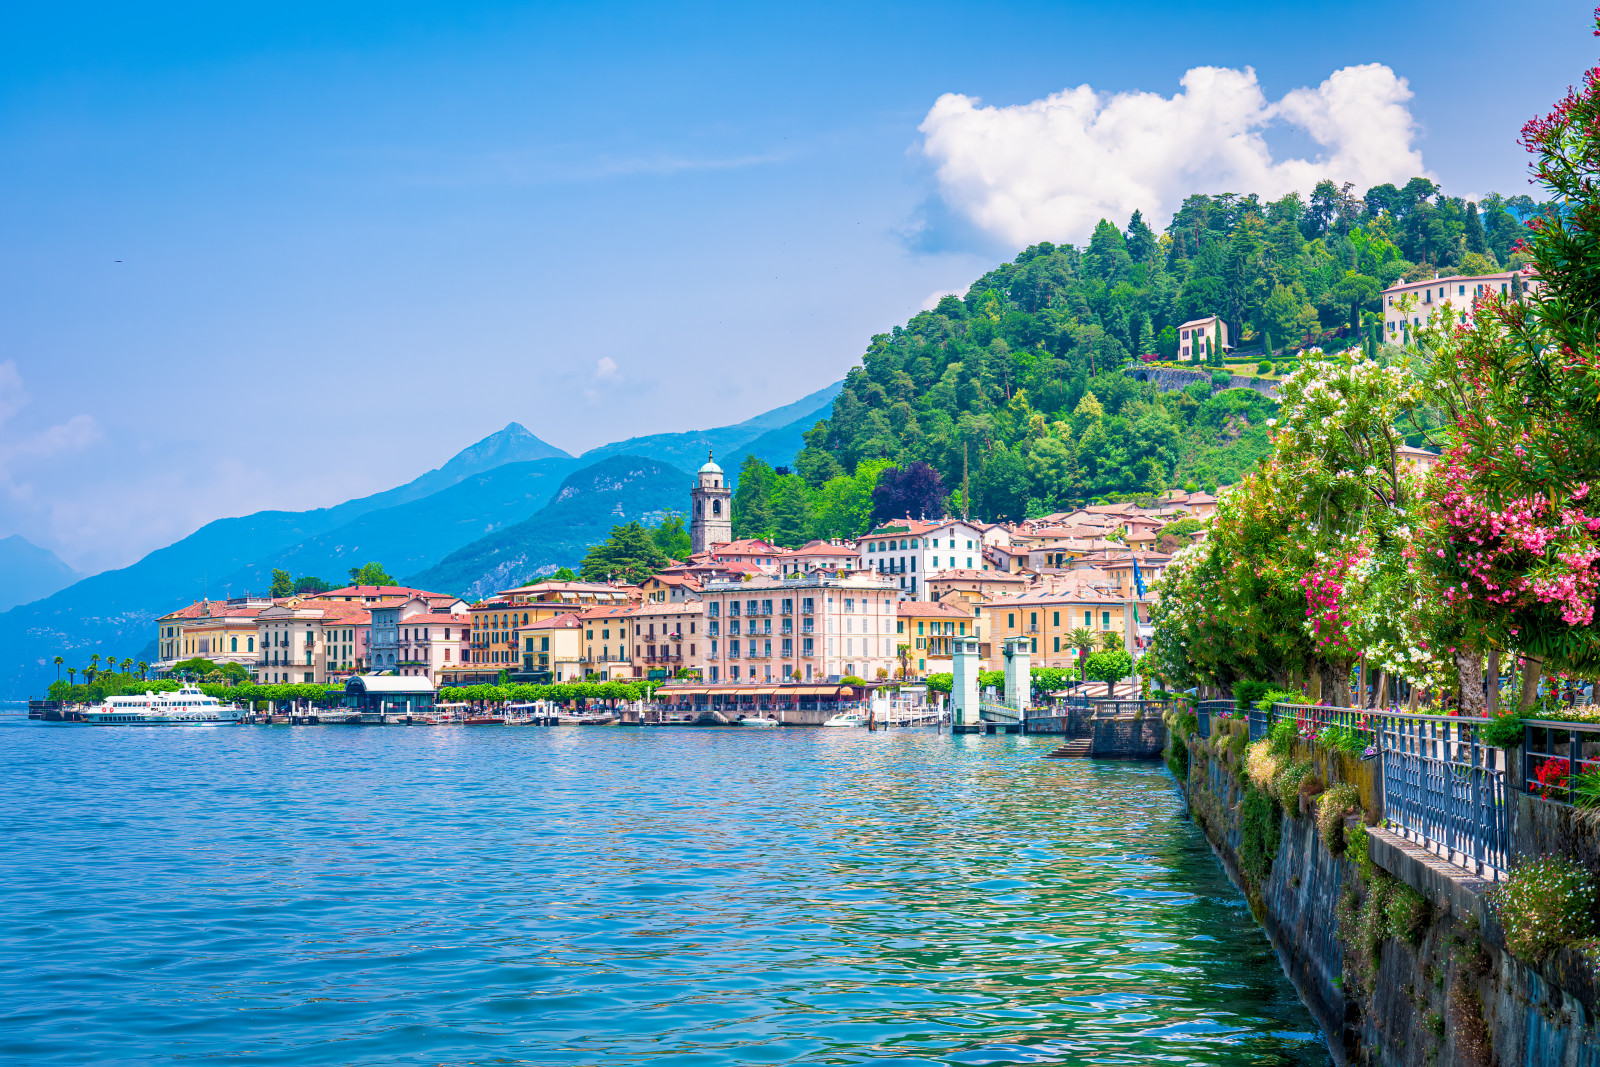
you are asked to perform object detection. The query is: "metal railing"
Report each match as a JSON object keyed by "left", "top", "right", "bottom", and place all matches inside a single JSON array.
[
  {"left": 1195, "top": 698, "right": 1232, "bottom": 737},
  {"left": 1241, "top": 700, "right": 1511, "bottom": 878},
  {"left": 1521, "top": 718, "right": 1600, "bottom": 803}
]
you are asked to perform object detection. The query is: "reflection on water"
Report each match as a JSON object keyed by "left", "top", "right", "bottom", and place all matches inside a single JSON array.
[{"left": 0, "top": 725, "right": 1329, "bottom": 1065}]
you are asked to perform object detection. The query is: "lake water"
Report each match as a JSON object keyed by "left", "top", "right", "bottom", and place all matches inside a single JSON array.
[{"left": 0, "top": 722, "right": 1329, "bottom": 1065}]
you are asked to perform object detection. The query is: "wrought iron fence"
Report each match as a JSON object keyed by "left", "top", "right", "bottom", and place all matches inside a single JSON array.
[
  {"left": 1521, "top": 718, "right": 1600, "bottom": 804},
  {"left": 1238, "top": 700, "right": 1512, "bottom": 877},
  {"left": 1195, "top": 699, "right": 1232, "bottom": 738}
]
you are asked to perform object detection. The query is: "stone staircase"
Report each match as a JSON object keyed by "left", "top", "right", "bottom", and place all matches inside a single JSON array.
[{"left": 1044, "top": 738, "right": 1092, "bottom": 759}]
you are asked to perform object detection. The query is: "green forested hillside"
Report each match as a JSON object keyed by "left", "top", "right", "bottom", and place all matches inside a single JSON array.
[{"left": 768, "top": 181, "right": 1544, "bottom": 527}]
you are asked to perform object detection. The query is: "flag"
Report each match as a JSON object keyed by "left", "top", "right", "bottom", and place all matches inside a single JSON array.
[{"left": 1132, "top": 555, "right": 1147, "bottom": 598}]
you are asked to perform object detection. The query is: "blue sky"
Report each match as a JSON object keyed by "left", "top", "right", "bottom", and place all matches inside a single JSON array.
[{"left": 0, "top": 0, "right": 1592, "bottom": 573}]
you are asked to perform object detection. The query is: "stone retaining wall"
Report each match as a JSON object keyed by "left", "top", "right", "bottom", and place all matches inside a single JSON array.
[{"left": 1183, "top": 721, "right": 1600, "bottom": 1065}]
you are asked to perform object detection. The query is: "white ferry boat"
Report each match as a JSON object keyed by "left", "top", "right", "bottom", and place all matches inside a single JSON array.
[{"left": 83, "top": 686, "right": 241, "bottom": 726}]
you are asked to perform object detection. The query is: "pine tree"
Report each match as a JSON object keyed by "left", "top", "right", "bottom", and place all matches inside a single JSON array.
[
  {"left": 732, "top": 456, "right": 775, "bottom": 539},
  {"left": 771, "top": 477, "right": 814, "bottom": 547},
  {"left": 579, "top": 522, "right": 668, "bottom": 583},
  {"left": 1465, "top": 201, "right": 1488, "bottom": 254}
]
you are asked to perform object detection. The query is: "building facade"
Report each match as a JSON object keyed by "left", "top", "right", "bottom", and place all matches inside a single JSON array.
[
  {"left": 1178, "top": 315, "right": 1229, "bottom": 360},
  {"left": 629, "top": 601, "right": 703, "bottom": 679},
  {"left": 858, "top": 519, "right": 987, "bottom": 597},
  {"left": 699, "top": 572, "right": 898, "bottom": 683},
  {"left": 1383, "top": 270, "right": 1540, "bottom": 342}
]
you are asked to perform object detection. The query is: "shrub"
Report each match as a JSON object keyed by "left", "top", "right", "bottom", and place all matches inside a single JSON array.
[
  {"left": 1267, "top": 715, "right": 1297, "bottom": 758},
  {"left": 1245, "top": 739, "right": 1285, "bottom": 790},
  {"left": 1258, "top": 359, "right": 1272, "bottom": 374},
  {"left": 1492, "top": 856, "right": 1600, "bottom": 963},
  {"left": 1318, "top": 783, "right": 1361, "bottom": 853},
  {"left": 1386, "top": 883, "right": 1431, "bottom": 945},
  {"left": 1573, "top": 768, "right": 1600, "bottom": 809},
  {"left": 1318, "top": 724, "right": 1368, "bottom": 757},
  {"left": 1166, "top": 729, "right": 1190, "bottom": 781},
  {"left": 1239, "top": 786, "right": 1283, "bottom": 885},
  {"left": 1232, "top": 679, "right": 1277, "bottom": 711},
  {"left": 1481, "top": 712, "right": 1523, "bottom": 749},
  {"left": 1276, "top": 758, "right": 1317, "bottom": 810}
]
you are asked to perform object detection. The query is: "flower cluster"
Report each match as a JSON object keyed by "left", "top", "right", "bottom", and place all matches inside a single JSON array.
[{"left": 1300, "top": 546, "right": 1369, "bottom": 659}]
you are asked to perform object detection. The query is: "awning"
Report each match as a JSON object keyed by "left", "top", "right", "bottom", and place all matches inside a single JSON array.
[{"left": 660, "top": 687, "right": 704, "bottom": 696}]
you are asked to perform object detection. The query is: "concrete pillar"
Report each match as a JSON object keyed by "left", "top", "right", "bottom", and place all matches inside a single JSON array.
[
  {"left": 952, "top": 636, "right": 981, "bottom": 727},
  {"left": 1004, "top": 636, "right": 1031, "bottom": 710}
]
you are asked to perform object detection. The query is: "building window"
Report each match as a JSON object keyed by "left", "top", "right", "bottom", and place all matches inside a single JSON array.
[{"left": 1103, "top": 611, "right": 1112, "bottom": 629}]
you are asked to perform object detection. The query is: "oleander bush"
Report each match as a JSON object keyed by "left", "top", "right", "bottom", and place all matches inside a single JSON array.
[{"left": 1492, "top": 856, "right": 1600, "bottom": 963}]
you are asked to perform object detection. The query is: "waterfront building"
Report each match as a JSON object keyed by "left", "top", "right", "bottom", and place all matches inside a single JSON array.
[
  {"left": 577, "top": 604, "right": 636, "bottom": 680},
  {"left": 858, "top": 519, "right": 988, "bottom": 598},
  {"left": 392, "top": 610, "right": 471, "bottom": 680},
  {"left": 367, "top": 594, "right": 470, "bottom": 675},
  {"left": 923, "top": 568, "right": 1028, "bottom": 605},
  {"left": 155, "top": 597, "right": 273, "bottom": 674},
  {"left": 708, "top": 538, "right": 783, "bottom": 573},
  {"left": 637, "top": 572, "right": 702, "bottom": 604},
  {"left": 689, "top": 452, "right": 732, "bottom": 553},
  {"left": 255, "top": 600, "right": 373, "bottom": 684},
  {"left": 894, "top": 600, "right": 978, "bottom": 677},
  {"left": 518, "top": 612, "right": 584, "bottom": 682},
  {"left": 464, "top": 600, "right": 521, "bottom": 672},
  {"left": 629, "top": 601, "right": 703, "bottom": 680},
  {"left": 698, "top": 571, "right": 898, "bottom": 683},
  {"left": 981, "top": 589, "right": 1138, "bottom": 671}
]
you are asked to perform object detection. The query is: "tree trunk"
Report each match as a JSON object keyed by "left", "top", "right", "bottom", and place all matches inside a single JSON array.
[
  {"left": 1370, "top": 671, "right": 1387, "bottom": 710},
  {"left": 1326, "top": 660, "right": 1353, "bottom": 708},
  {"left": 1455, "top": 649, "right": 1486, "bottom": 717},
  {"left": 1308, "top": 668, "right": 1323, "bottom": 705},
  {"left": 1518, "top": 656, "right": 1545, "bottom": 710},
  {"left": 1486, "top": 649, "right": 1500, "bottom": 715}
]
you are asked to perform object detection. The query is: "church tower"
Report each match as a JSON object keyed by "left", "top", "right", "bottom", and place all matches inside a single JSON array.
[{"left": 690, "top": 450, "right": 732, "bottom": 553}]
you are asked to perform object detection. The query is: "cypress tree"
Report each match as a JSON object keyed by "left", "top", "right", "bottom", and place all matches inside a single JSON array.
[{"left": 1465, "top": 201, "right": 1488, "bottom": 254}]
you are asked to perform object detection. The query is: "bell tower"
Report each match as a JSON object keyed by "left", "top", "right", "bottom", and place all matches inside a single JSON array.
[{"left": 690, "top": 450, "right": 733, "bottom": 554}]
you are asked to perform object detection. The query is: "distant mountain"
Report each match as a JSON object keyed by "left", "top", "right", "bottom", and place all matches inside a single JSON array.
[
  {"left": 213, "top": 456, "right": 580, "bottom": 594},
  {"left": 0, "top": 424, "right": 576, "bottom": 698},
  {"left": 407, "top": 455, "right": 690, "bottom": 601},
  {"left": 0, "top": 535, "right": 80, "bottom": 613},
  {"left": 578, "top": 381, "right": 842, "bottom": 472}
]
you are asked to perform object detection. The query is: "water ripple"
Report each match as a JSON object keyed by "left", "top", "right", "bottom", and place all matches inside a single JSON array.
[{"left": 0, "top": 724, "right": 1328, "bottom": 1065}]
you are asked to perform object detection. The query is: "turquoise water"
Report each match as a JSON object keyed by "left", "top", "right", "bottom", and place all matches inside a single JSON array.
[{"left": 0, "top": 722, "right": 1329, "bottom": 1065}]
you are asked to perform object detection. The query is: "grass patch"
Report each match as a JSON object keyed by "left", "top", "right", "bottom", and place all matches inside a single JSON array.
[
  {"left": 1238, "top": 785, "right": 1283, "bottom": 886},
  {"left": 1317, "top": 782, "right": 1361, "bottom": 854}
]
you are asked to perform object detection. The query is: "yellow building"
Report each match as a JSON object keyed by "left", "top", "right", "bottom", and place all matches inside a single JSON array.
[
  {"left": 894, "top": 600, "right": 979, "bottom": 676},
  {"left": 156, "top": 597, "right": 273, "bottom": 674},
  {"left": 982, "top": 589, "right": 1133, "bottom": 670}
]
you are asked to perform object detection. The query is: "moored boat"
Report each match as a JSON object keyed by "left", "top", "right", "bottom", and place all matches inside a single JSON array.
[
  {"left": 822, "top": 711, "right": 865, "bottom": 728},
  {"left": 83, "top": 686, "right": 241, "bottom": 726},
  {"left": 737, "top": 715, "right": 780, "bottom": 728}
]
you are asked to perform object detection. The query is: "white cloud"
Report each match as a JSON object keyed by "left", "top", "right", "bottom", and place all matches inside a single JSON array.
[
  {"left": 918, "top": 63, "right": 1428, "bottom": 248},
  {"left": 595, "top": 356, "right": 620, "bottom": 380}
]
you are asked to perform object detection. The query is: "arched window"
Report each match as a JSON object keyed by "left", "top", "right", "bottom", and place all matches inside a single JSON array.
[
  {"left": 713, "top": 500, "right": 721, "bottom": 515},
  {"left": 230, "top": 637, "right": 238, "bottom": 652},
  {"left": 695, "top": 501, "right": 702, "bottom": 515}
]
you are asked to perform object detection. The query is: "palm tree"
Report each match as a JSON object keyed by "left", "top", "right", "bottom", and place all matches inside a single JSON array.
[
  {"left": 137, "top": 661, "right": 149, "bottom": 680},
  {"left": 897, "top": 642, "right": 912, "bottom": 680},
  {"left": 86, "top": 654, "right": 99, "bottom": 682},
  {"left": 66, "top": 667, "right": 76, "bottom": 685},
  {"left": 121, "top": 658, "right": 133, "bottom": 674},
  {"left": 1069, "top": 627, "right": 1096, "bottom": 680},
  {"left": 1098, "top": 631, "right": 1122, "bottom": 652},
  {"left": 52, "top": 656, "right": 62, "bottom": 680}
]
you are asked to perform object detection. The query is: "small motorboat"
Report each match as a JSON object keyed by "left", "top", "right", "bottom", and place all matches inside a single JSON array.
[
  {"left": 822, "top": 712, "right": 865, "bottom": 728},
  {"left": 738, "top": 715, "right": 780, "bottom": 728}
]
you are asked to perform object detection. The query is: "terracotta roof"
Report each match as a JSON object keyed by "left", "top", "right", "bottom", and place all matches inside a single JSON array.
[
  {"left": 926, "top": 568, "right": 1027, "bottom": 581},
  {"left": 577, "top": 605, "right": 637, "bottom": 620},
  {"left": 897, "top": 600, "right": 975, "bottom": 619},
  {"left": 713, "top": 539, "right": 781, "bottom": 555},
  {"left": 786, "top": 541, "right": 861, "bottom": 556},
  {"left": 631, "top": 602, "right": 703, "bottom": 616},
  {"left": 525, "top": 612, "right": 583, "bottom": 630},
  {"left": 397, "top": 612, "right": 469, "bottom": 627},
  {"left": 315, "top": 585, "right": 449, "bottom": 599}
]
